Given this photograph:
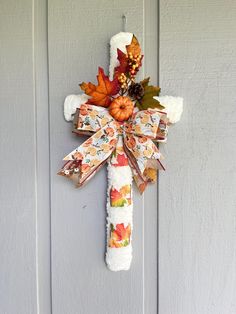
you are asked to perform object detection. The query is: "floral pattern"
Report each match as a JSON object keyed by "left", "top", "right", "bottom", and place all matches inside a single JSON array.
[{"left": 109, "top": 223, "right": 131, "bottom": 248}]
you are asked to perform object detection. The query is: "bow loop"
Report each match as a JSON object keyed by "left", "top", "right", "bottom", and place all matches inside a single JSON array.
[
  {"left": 73, "top": 104, "right": 114, "bottom": 136},
  {"left": 123, "top": 109, "right": 168, "bottom": 141}
]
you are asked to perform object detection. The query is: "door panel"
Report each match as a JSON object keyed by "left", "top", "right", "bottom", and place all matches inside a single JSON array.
[
  {"left": 0, "top": 1, "right": 158, "bottom": 312},
  {"left": 159, "top": 1, "right": 236, "bottom": 313},
  {"left": 48, "top": 1, "right": 158, "bottom": 313},
  {"left": 0, "top": 1, "right": 38, "bottom": 313}
]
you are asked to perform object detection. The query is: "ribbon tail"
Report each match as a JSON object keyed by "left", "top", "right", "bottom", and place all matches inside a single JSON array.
[
  {"left": 124, "top": 144, "right": 157, "bottom": 194},
  {"left": 58, "top": 156, "right": 113, "bottom": 188},
  {"left": 58, "top": 159, "right": 82, "bottom": 186},
  {"left": 154, "top": 112, "right": 169, "bottom": 142},
  {"left": 59, "top": 122, "right": 118, "bottom": 187},
  {"left": 129, "top": 161, "right": 148, "bottom": 194},
  {"left": 123, "top": 144, "right": 144, "bottom": 181},
  {"left": 123, "top": 134, "right": 165, "bottom": 192},
  {"left": 77, "top": 156, "right": 112, "bottom": 187}
]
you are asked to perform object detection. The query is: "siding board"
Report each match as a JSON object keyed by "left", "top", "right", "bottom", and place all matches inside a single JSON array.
[
  {"left": 0, "top": 1, "right": 38, "bottom": 313},
  {"left": 159, "top": 1, "right": 236, "bottom": 313}
]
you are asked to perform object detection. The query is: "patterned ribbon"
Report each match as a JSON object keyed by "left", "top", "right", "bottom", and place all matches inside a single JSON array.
[{"left": 58, "top": 103, "right": 169, "bottom": 192}]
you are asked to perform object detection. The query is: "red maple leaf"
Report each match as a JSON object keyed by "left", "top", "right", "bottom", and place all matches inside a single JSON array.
[
  {"left": 110, "top": 188, "right": 122, "bottom": 202},
  {"left": 114, "top": 49, "right": 128, "bottom": 78},
  {"left": 113, "top": 153, "right": 129, "bottom": 167}
]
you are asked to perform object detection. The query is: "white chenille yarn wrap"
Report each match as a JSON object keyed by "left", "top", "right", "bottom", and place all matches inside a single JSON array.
[
  {"left": 105, "top": 32, "right": 134, "bottom": 271},
  {"left": 109, "top": 32, "right": 133, "bottom": 79},
  {"left": 106, "top": 246, "right": 133, "bottom": 271},
  {"left": 154, "top": 96, "right": 183, "bottom": 124},
  {"left": 107, "top": 164, "right": 133, "bottom": 190},
  {"left": 64, "top": 94, "right": 90, "bottom": 121},
  {"left": 106, "top": 164, "right": 133, "bottom": 224},
  {"left": 106, "top": 162, "right": 133, "bottom": 271}
]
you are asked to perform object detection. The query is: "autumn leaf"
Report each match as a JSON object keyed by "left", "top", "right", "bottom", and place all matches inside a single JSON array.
[
  {"left": 144, "top": 167, "right": 158, "bottom": 182},
  {"left": 114, "top": 49, "right": 128, "bottom": 78},
  {"left": 136, "top": 78, "right": 164, "bottom": 110},
  {"left": 126, "top": 35, "right": 141, "bottom": 56},
  {"left": 114, "top": 153, "right": 129, "bottom": 167},
  {"left": 113, "top": 223, "right": 131, "bottom": 241},
  {"left": 140, "top": 77, "right": 150, "bottom": 88},
  {"left": 80, "top": 67, "right": 120, "bottom": 107}
]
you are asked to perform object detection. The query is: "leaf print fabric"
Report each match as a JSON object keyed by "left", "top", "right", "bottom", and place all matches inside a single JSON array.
[
  {"left": 110, "top": 141, "right": 129, "bottom": 167},
  {"left": 109, "top": 223, "right": 131, "bottom": 248},
  {"left": 110, "top": 184, "right": 131, "bottom": 207}
]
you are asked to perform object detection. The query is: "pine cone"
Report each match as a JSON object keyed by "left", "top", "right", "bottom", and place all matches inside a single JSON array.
[{"left": 128, "top": 83, "right": 144, "bottom": 100}]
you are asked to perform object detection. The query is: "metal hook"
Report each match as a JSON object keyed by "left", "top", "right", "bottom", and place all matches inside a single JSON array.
[{"left": 122, "top": 14, "right": 127, "bottom": 32}]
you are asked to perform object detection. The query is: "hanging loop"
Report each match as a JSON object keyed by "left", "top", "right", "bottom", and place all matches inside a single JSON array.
[{"left": 122, "top": 14, "right": 127, "bottom": 32}]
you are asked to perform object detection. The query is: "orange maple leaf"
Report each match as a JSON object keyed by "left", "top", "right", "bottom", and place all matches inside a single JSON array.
[
  {"left": 126, "top": 35, "right": 141, "bottom": 56},
  {"left": 80, "top": 67, "right": 120, "bottom": 107},
  {"left": 113, "top": 223, "right": 131, "bottom": 241}
]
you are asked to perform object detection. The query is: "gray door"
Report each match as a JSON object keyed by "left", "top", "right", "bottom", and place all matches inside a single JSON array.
[
  {"left": 159, "top": 1, "right": 236, "bottom": 313},
  {"left": 2, "top": 0, "right": 236, "bottom": 314},
  {"left": 1, "top": 0, "right": 158, "bottom": 313}
]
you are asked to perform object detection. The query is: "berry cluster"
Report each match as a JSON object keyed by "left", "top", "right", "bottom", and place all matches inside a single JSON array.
[
  {"left": 127, "top": 52, "right": 142, "bottom": 78},
  {"left": 118, "top": 73, "right": 128, "bottom": 90},
  {"left": 118, "top": 52, "right": 143, "bottom": 93}
]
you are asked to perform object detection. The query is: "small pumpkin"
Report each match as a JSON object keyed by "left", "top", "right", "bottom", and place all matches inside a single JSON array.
[{"left": 109, "top": 96, "right": 134, "bottom": 122}]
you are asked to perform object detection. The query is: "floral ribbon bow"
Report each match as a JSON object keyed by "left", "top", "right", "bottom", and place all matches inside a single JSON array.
[{"left": 58, "top": 103, "right": 169, "bottom": 193}]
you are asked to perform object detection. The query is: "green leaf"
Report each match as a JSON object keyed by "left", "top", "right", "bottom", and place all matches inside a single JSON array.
[
  {"left": 111, "top": 198, "right": 127, "bottom": 207},
  {"left": 140, "top": 77, "right": 150, "bottom": 88},
  {"left": 136, "top": 84, "right": 164, "bottom": 110},
  {"left": 123, "top": 239, "right": 129, "bottom": 247}
]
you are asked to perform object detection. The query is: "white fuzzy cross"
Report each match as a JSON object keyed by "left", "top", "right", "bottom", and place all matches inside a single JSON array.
[{"left": 62, "top": 32, "right": 183, "bottom": 271}]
